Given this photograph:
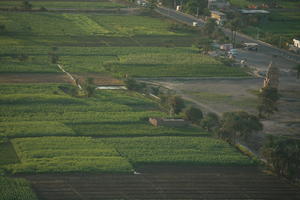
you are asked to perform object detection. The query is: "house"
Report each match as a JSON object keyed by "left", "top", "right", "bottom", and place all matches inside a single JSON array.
[
  {"left": 293, "top": 38, "right": 300, "bottom": 48},
  {"left": 211, "top": 11, "right": 226, "bottom": 25},
  {"left": 208, "top": 0, "right": 230, "bottom": 9},
  {"left": 149, "top": 117, "right": 188, "bottom": 127}
]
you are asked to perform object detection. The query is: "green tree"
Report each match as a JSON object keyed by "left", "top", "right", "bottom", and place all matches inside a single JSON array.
[
  {"left": 203, "top": 18, "right": 217, "bottom": 35},
  {"left": 83, "top": 78, "right": 95, "bottom": 97},
  {"left": 147, "top": 0, "right": 157, "bottom": 9},
  {"left": 294, "top": 64, "right": 300, "bottom": 79},
  {"left": 257, "top": 87, "right": 279, "bottom": 118},
  {"left": 184, "top": 0, "right": 207, "bottom": 16},
  {"left": 0, "top": 24, "right": 5, "bottom": 34},
  {"left": 124, "top": 78, "right": 146, "bottom": 92},
  {"left": 160, "top": 95, "right": 185, "bottom": 116},
  {"left": 218, "top": 111, "right": 263, "bottom": 144},
  {"left": 262, "top": 136, "right": 300, "bottom": 181},
  {"left": 184, "top": 106, "right": 203, "bottom": 124},
  {"left": 197, "top": 38, "right": 212, "bottom": 55},
  {"left": 21, "top": 0, "right": 32, "bottom": 10},
  {"left": 200, "top": 112, "right": 219, "bottom": 131},
  {"left": 227, "top": 17, "right": 243, "bottom": 47}
]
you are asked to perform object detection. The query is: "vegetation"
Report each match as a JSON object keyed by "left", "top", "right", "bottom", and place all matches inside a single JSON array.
[
  {"left": 0, "top": 177, "right": 38, "bottom": 200},
  {"left": 160, "top": 95, "right": 185, "bottom": 115},
  {"left": 8, "top": 137, "right": 133, "bottom": 173},
  {"left": 184, "top": 106, "right": 203, "bottom": 124},
  {"left": 217, "top": 111, "right": 263, "bottom": 144},
  {"left": 262, "top": 136, "right": 300, "bottom": 182},
  {"left": 257, "top": 87, "right": 280, "bottom": 118},
  {"left": 200, "top": 112, "right": 220, "bottom": 132},
  {"left": 103, "top": 136, "right": 254, "bottom": 166}
]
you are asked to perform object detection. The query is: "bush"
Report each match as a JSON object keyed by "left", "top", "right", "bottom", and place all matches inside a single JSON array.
[
  {"left": 124, "top": 78, "right": 146, "bottom": 92},
  {"left": 184, "top": 106, "right": 203, "bottom": 124}
]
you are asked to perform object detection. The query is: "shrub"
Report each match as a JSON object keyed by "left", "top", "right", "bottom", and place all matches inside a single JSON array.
[{"left": 184, "top": 106, "right": 203, "bottom": 124}]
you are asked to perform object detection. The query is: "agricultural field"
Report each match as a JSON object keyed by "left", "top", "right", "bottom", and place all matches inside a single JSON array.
[
  {"left": 0, "top": 11, "right": 249, "bottom": 77},
  {"left": 4, "top": 136, "right": 253, "bottom": 174},
  {"left": 0, "top": 1, "right": 125, "bottom": 9},
  {"left": 0, "top": 176, "right": 38, "bottom": 200},
  {"left": 0, "top": 83, "right": 205, "bottom": 138}
]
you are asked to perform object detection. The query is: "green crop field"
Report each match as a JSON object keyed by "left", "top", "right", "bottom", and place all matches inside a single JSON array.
[
  {"left": 0, "top": 1, "right": 125, "bottom": 9},
  {"left": 5, "top": 136, "right": 253, "bottom": 174},
  {"left": 7, "top": 137, "right": 133, "bottom": 173},
  {"left": 0, "top": 83, "right": 207, "bottom": 137},
  {"left": 102, "top": 136, "right": 254, "bottom": 166},
  {"left": 0, "top": 177, "right": 38, "bottom": 200}
]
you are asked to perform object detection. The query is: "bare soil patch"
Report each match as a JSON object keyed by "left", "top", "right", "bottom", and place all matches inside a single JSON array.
[
  {"left": 19, "top": 166, "right": 300, "bottom": 200},
  {"left": 0, "top": 73, "right": 71, "bottom": 84},
  {"left": 73, "top": 73, "right": 123, "bottom": 86}
]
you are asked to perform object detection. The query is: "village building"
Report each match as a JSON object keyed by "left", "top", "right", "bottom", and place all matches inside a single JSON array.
[
  {"left": 211, "top": 10, "right": 226, "bottom": 25},
  {"left": 293, "top": 38, "right": 300, "bottom": 48},
  {"left": 149, "top": 117, "right": 188, "bottom": 127}
]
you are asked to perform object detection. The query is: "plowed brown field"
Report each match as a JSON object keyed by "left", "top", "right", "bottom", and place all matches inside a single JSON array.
[{"left": 19, "top": 166, "right": 300, "bottom": 200}]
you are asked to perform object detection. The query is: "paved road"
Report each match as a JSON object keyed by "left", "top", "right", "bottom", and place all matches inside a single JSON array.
[{"left": 155, "top": 6, "right": 300, "bottom": 65}]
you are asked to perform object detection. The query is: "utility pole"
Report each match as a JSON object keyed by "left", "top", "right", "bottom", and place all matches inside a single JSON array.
[
  {"left": 256, "top": 27, "right": 259, "bottom": 40},
  {"left": 196, "top": 7, "right": 199, "bottom": 17}
]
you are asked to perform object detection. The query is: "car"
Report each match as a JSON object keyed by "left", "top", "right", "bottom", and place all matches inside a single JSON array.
[{"left": 228, "top": 49, "right": 238, "bottom": 55}]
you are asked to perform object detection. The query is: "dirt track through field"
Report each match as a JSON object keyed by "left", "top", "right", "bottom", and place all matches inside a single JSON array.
[{"left": 20, "top": 166, "right": 300, "bottom": 200}]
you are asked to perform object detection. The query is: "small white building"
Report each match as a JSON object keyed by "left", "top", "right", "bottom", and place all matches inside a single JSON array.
[{"left": 293, "top": 38, "right": 300, "bottom": 48}]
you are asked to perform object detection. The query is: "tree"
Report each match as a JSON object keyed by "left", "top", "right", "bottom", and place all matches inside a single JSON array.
[
  {"left": 184, "top": 106, "right": 203, "bottom": 124},
  {"left": 294, "top": 64, "right": 300, "bottom": 79},
  {"left": 124, "top": 78, "right": 146, "bottom": 92},
  {"left": 21, "top": 1, "right": 32, "bottom": 10},
  {"left": 218, "top": 111, "right": 263, "bottom": 144},
  {"left": 83, "top": 78, "right": 95, "bottom": 97},
  {"left": 0, "top": 24, "right": 5, "bottom": 34},
  {"left": 257, "top": 87, "right": 279, "bottom": 118},
  {"left": 227, "top": 17, "right": 244, "bottom": 47},
  {"left": 197, "top": 38, "right": 212, "bottom": 55},
  {"left": 262, "top": 136, "right": 300, "bottom": 181},
  {"left": 147, "top": 0, "right": 157, "bottom": 9},
  {"left": 203, "top": 18, "right": 217, "bottom": 35},
  {"left": 200, "top": 112, "right": 219, "bottom": 131},
  {"left": 168, "top": 95, "right": 185, "bottom": 115},
  {"left": 184, "top": 0, "right": 207, "bottom": 16},
  {"left": 160, "top": 95, "right": 185, "bottom": 116}
]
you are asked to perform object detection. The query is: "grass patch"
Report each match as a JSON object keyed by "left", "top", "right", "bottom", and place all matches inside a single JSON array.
[{"left": 0, "top": 177, "right": 38, "bottom": 200}]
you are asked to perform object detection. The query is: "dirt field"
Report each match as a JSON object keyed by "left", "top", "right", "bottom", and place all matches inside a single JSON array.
[
  {"left": 19, "top": 166, "right": 300, "bottom": 200},
  {"left": 0, "top": 73, "right": 124, "bottom": 86},
  {"left": 73, "top": 73, "right": 124, "bottom": 86},
  {"left": 0, "top": 73, "right": 71, "bottom": 84},
  {"left": 145, "top": 76, "right": 300, "bottom": 138}
]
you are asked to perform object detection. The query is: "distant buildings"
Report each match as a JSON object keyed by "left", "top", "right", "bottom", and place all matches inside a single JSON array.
[
  {"left": 208, "top": 0, "right": 230, "bottom": 10},
  {"left": 211, "top": 10, "right": 226, "bottom": 25},
  {"left": 293, "top": 38, "right": 300, "bottom": 48}
]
